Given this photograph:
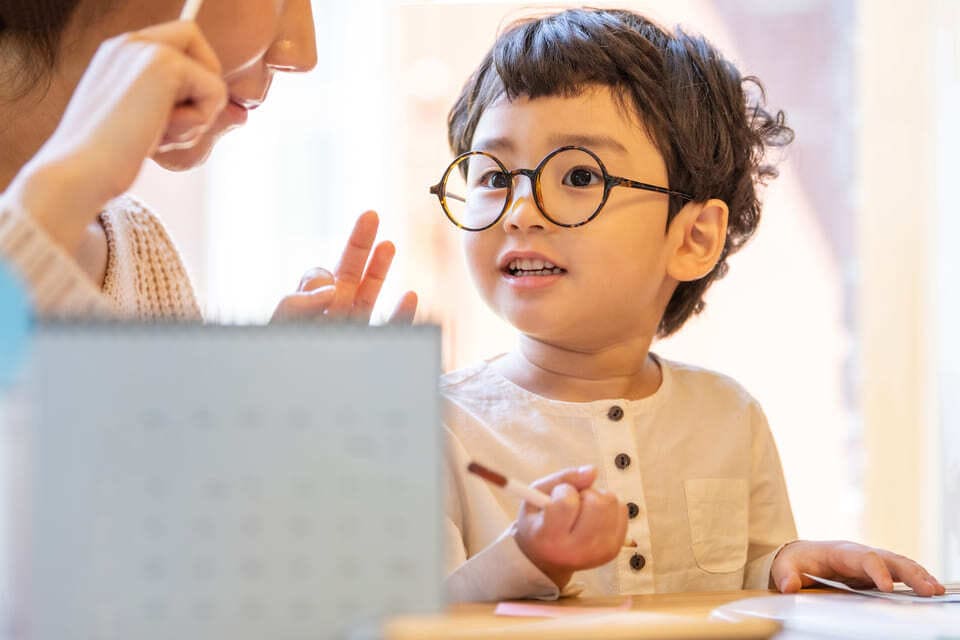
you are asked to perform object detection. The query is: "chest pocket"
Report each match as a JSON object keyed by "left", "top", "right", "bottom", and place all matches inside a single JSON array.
[{"left": 684, "top": 478, "right": 748, "bottom": 574}]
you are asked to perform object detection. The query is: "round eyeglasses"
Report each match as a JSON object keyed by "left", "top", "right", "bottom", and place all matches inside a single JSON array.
[{"left": 429, "top": 145, "right": 694, "bottom": 231}]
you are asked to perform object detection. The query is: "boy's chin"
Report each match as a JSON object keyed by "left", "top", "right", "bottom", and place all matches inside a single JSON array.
[{"left": 502, "top": 310, "right": 573, "bottom": 343}]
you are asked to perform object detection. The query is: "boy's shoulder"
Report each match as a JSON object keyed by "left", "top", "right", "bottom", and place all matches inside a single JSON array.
[
  {"left": 440, "top": 357, "right": 504, "bottom": 399},
  {"left": 657, "top": 355, "right": 762, "bottom": 412}
]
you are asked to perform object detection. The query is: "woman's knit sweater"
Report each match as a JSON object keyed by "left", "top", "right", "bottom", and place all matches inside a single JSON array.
[{"left": 0, "top": 194, "right": 201, "bottom": 320}]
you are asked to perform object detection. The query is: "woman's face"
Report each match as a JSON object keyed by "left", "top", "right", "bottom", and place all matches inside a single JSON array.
[{"left": 117, "top": 0, "right": 318, "bottom": 170}]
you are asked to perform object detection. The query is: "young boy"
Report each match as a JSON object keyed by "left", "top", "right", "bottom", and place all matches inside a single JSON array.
[{"left": 432, "top": 8, "right": 946, "bottom": 602}]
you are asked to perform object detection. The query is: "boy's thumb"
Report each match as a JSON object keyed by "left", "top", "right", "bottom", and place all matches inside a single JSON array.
[{"left": 533, "top": 465, "right": 597, "bottom": 493}]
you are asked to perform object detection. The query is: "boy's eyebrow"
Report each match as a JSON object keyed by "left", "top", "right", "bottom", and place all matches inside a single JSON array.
[
  {"left": 546, "top": 134, "right": 629, "bottom": 154},
  {"left": 471, "top": 134, "right": 629, "bottom": 156},
  {"left": 472, "top": 137, "right": 515, "bottom": 154}
]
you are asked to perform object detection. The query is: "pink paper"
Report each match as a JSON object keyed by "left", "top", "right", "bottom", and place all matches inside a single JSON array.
[{"left": 495, "top": 597, "right": 633, "bottom": 618}]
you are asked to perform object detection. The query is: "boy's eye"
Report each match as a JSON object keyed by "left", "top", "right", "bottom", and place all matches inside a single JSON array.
[
  {"left": 563, "top": 167, "right": 603, "bottom": 188},
  {"left": 478, "top": 171, "right": 512, "bottom": 189}
]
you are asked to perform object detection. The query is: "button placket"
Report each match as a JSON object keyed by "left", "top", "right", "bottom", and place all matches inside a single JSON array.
[{"left": 595, "top": 406, "right": 654, "bottom": 592}]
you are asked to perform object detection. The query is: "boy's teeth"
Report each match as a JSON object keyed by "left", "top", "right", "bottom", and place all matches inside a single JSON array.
[{"left": 509, "top": 258, "right": 557, "bottom": 271}]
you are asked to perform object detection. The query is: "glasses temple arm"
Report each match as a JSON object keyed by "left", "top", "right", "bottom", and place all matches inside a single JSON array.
[
  {"left": 430, "top": 184, "right": 468, "bottom": 203},
  {"left": 612, "top": 177, "right": 694, "bottom": 201}
]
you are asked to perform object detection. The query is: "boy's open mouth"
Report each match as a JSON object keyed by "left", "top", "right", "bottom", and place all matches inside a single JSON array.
[{"left": 504, "top": 258, "right": 568, "bottom": 277}]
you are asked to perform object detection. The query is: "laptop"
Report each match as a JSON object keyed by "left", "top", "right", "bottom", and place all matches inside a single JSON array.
[{"left": 5, "top": 323, "right": 442, "bottom": 639}]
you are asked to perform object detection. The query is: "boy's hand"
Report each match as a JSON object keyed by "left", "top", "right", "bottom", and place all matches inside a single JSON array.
[
  {"left": 772, "top": 540, "right": 946, "bottom": 596},
  {"left": 514, "top": 466, "right": 628, "bottom": 590},
  {"left": 271, "top": 211, "right": 418, "bottom": 323}
]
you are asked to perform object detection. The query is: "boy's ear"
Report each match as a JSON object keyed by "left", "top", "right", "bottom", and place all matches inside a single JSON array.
[{"left": 666, "top": 199, "right": 729, "bottom": 283}]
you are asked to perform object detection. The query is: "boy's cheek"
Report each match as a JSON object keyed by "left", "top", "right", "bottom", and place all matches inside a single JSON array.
[{"left": 462, "top": 237, "right": 499, "bottom": 282}]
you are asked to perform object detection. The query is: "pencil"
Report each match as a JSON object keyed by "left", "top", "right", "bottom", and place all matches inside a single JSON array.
[
  {"left": 180, "top": 0, "right": 205, "bottom": 21},
  {"left": 467, "top": 461, "right": 551, "bottom": 509}
]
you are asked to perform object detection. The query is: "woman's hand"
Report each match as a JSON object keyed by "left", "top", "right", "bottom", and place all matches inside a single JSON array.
[
  {"left": 271, "top": 211, "right": 419, "bottom": 324},
  {"left": 772, "top": 540, "right": 946, "bottom": 596},
  {"left": 6, "top": 20, "right": 227, "bottom": 252}
]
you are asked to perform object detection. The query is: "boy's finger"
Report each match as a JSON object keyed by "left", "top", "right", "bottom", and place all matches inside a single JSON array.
[
  {"left": 780, "top": 572, "right": 803, "bottom": 593},
  {"left": 351, "top": 241, "right": 395, "bottom": 322},
  {"left": 538, "top": 483, "right": 580, "bottom": 536},
  {"left": 387, "top": 291, "right": 419, "bottom": 325},
  {"left": 860, "top": 551, "right": 894, "bottom": 592},
  {"left": 770, "top": 554, "right": 804, "bottom": 593},
  {"left": 329, "top": 211, "right": 379, "bottom": 315},
  {"left": 530, "top": 465, "right": 597, "bottom": 495},
  {"left": 885, "top": 555, "right": 941, "bottom": 596},
  {"left": 569, "top": 488, "right": 601, "bottom": 533},
  {"left": 570, "top": 489, "right": 620, "bottom": 550}
]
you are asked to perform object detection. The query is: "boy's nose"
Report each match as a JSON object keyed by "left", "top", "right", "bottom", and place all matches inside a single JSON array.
[{"left": 502, "top": 179, "right": 546, "bottom": 233}]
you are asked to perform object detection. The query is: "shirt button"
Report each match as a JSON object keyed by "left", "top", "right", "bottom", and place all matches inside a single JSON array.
[
  {"left": 607, "top": 405, "right": 624, "bottom": 421},
  {"left": 614, "top": 453, "right": 631, "bottom": 469},
  {"left": 630, "top": 553, "right": 646, "bottom": 571},
  {"left": 627, "top": 502, "right": 640, "bottom": 519}
]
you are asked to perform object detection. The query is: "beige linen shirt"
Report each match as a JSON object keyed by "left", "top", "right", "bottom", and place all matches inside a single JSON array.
[{"left": 443, "top": 355, "right": 797, "bottom": 602}]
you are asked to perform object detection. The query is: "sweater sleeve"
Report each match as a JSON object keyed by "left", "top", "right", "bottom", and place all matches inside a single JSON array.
[{"left": 0, "top": 195, "right": 113, "bottom": 318}]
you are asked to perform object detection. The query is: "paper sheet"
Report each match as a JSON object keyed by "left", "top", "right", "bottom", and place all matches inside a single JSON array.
[{"left": 804, "top": 573, "right": 960, "bottom": 602}]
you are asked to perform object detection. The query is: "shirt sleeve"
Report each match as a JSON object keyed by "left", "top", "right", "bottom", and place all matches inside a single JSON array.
[
  {"left": 0, "top": 196, "right": 113, "bottom": 318},
  {"left": 443, "top": 426, "right": 562, "bottom": 602},
  {"left": 743, "top": 401, "right": 798, "bottom": 589}
]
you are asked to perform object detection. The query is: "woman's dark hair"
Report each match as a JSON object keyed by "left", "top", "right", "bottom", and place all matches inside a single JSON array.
[
  {"left": 449, "top": 8, "right": 794, "bottom": 337},
  {"left": 0, "top": 0, "right": 86, "bottom": 87}
]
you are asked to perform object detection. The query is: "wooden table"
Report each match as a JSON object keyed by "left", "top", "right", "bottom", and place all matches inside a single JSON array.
[{"left": 385, "top": 590, "right": 795, "bottom": 639}]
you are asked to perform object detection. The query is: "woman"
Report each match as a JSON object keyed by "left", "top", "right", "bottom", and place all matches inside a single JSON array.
[{"left": 0, "top": 0, "right": 417, "bottom": 321}]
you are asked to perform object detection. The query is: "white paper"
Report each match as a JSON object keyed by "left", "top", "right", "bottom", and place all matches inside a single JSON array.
[
  {"left": 805, "top": 573, "right": 960, "bottom": 602},
  {"left": 713, "top": 593, "right": 960, "bottom": 640}
]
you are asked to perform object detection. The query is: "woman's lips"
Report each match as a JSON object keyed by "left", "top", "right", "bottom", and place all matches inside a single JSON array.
[
  {"left": 225, "top": 100, "right": 249, "bottom": 125},
  {"left": 224, "top": 97, "right": 264, "bottom": 125}
]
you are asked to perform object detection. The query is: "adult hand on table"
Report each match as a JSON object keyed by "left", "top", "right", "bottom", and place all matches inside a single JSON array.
[
  {"left": 5, "top": 20, "right": 227, "bottom": 253},
  {"left": 271, "top": 211, "right": 419, "bottom": 324}
]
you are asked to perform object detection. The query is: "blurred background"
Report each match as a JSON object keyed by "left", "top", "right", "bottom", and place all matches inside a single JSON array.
[{"left": 131, "top": 0, "right": 959, "bottom": 579}]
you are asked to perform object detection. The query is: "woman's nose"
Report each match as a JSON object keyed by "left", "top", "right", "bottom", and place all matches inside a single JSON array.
[{"left": 265, "top": 0, "right": 319, "bottom": 73}]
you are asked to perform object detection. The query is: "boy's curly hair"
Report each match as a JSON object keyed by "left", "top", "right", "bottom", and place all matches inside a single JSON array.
[{"left": 448, "top": 8, "right": 794, "bottom": 337}]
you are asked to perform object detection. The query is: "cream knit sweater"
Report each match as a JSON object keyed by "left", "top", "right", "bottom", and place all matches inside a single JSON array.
[{"left": 0, "top": 194, "right": 201, "bottom": 320}]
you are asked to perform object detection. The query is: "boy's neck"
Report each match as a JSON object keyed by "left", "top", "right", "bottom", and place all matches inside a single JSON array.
[{"left": 496, "top": 335, "right": 662, "bottom": 403}]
